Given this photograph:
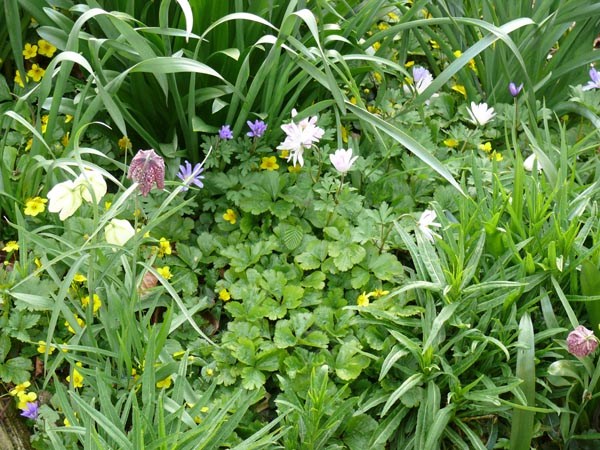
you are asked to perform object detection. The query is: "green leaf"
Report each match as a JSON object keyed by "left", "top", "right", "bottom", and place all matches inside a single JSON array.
[
  {"left": 274, "top": 321, "right": 297, "bottom": 349},
  {"left": 241, "top": 367, "right": 265, "bottom": 390},
  {"left": 0, "top": 357, "right": 33, "bottom": 384},
  {"left": 301, "top": 271, "right": 325, "bottom": 290},
  {"left": 329, "top": 242, "right": 366, "bottom": 272},
  {"left": 369, "top": 253, "right": 404, "bottom": 281},
  {"left": 282, "top": 285, "right": 305, "bottom": 309},
  {"left": 335, "top": 340, "right": 371, "bottom": 381},
  {"left": 281, "top": 224, "right": 304, "bottom": 250},
  {"left": 300, "top": 331, "right": 329, "bottom": 348},
  {"left": 351, "top": 266, "right": 370, "bottom": 289},
  {"left": 0, "top": 335, "right": 11, "bottom": 362},
  {"left": 295, "top": 240, "right": 328, "bottom": 270},
  {"left": 232, "top": 337, "right": 256, "bottom": 366},
  {"left": 580, "top": 260, "right": 600, "bottom": 333}
]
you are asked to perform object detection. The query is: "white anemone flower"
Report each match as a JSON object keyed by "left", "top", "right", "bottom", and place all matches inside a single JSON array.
[
  {"left": 105, "top": 219, "right": 135, "bottom": 246},
  {"left": 329, "top": 148, "right": 358, "bottom": 174},
  {"left": 523, "top": 153, "right": 542, "bottom": 172},
  {"left": 467, "top": 101, "right": 496, "bottom": 126},
  {"left": 417, "top": 210, "right": 442, "bottom": 242},
  {"left": 277, "top": 109, "right": 325, "bottom": 167},
  {"left": 74, "top": 169, "right": 107, "bottom": 204},
  {"left": 47, "top": 180, "right": 83, "bottom": 220}
]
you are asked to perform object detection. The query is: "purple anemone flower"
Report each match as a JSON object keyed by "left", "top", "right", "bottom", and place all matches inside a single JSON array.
[
  {"left": 127, "top": 149, "right": 165, "bottom": 196},
  {"left": 20, "top": 402, "right": 39, "bottom": 420},
  {"left": 219, "top": 125, "right": 233, "bottom": 140},
  {"left": 177, "top": 160, "right": 205, "bottom": 191},
  {"left": 583, "top": 67, "right": 600, "bottom": 91},
  {"left": 246, "top": 120, "right": 267, "bottom": 138},
  {"left": 509, "top": 82, "right": 523, "bottom": 97}
]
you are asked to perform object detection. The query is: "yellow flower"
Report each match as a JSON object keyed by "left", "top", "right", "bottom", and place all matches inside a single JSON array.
[
  {"left": 157, "top": 266, "right": 173, "bottom": 280},
  {"left": 37, "top": 39, "right": 57, "bottom": 58},
  {"left": 158, "top": 237, "right": 172, "bottom": 257},
  {"left": 478, "top": 142, "right": 492, "bottom": 153},
  {"left": 173, "top": 350, "right": 185, "bottom": 359},
  {"left": 279, "top": 150, "right": 290, "bottom": 159},
  {"left": 430, "top": 40, "right": 440, "bottom": 49},
  {"left": 451, "top": 84, "right": 466, "bottom": 98},
  {"left": 288, "top": 165, "right": 302, "bottom": 174},
  {"left": 490, "top": 151, "right": 503, "bottom": 162},
  {"left": 65, "top": 314, "right": 85, "bottom": 334},
  {"left": 65, "top": 114, "right": 73, "bottom": 123},
  {"left": 73, "top": 273, "right": 87, "bottom": 283},
  {"left": 156, "top": 375, "right": 172, "bottom": 389},
  {"left": 104, "top": 201, "right": 112, "bottom": 211},
  {"left": 67, "top": 368, "right": 84, "bottom": 388},
  {"left": 200, "top": 406, "right": 209, "bottom": 413},
  {"left": 118, "top": 136, "right": 132, "bottom": 151},
  {"left": 371, "top": 288, "right": 390, "bottom": 298},
  {"left": 350, "top": 96, "right": 357, "bottom": 105},
  {"left": 223, "top": 209, "right": 237, "bottom": 225},
  {"left": 63, "top": 418, "right": 71, "bottom": 427},
  {"left": 27, "top": 64, "right": 45, "bottom": 82},
  {"left": 404, "top": 60, "right": 415, "bottom": 68},
  {"left": 3, "top": 241, "right": 19, "bottom": 252},
  {"left": 61, "top": 131, "right": 69, "bottom": 147},
  {"left": 14, "top": 70, "right": 28, "bottom": 88},
  {"left": 260, "top": 156, "right": 279, "bottom": 171},
  {"left": 9, "top": 381, "right": 31, "bottom": 396},
  {"left": 22, "top": 43, "right": 38, "bottom": 59},
  {"left": 206, "top": 368, "right": 214, "bottom": 376},
  {"left": 41, "top": 115, "right": 49, "bottom": 125},
  {"left": 81, "top": 294, "right": 102, "bottom": 313},
  {"left": 372, "top": 41, "right": 381, "bottom": 52},
  {"left": 17, "top": 391, "right": 37, "bottom": 409},
  {"left": 41, "top": 123, "right": 47, "bottom": 134},
  {"left": 24, "top": 197, "right": 47, "bottom": 216},
  {"left": 25, "top": 138, "right": 33, "bottom": 151},
  {"left": 443, "top": 138, "right": 459, "bottom": 148},
  {"left": 37, "top": 341, "right": 56, "bottom": 355},
  {"left": 219, "top": 289, "right": 231, "bottom": 301},
  {"left": 34, "top": 257, "right": 42, "bottom": 269},
  {"left": 453, "top": 50, "right": 462, "bottom": 58},
  {"left": 377, "top": 22, "right": 390, "bottom": 31},
  {"left": 373, "top": 72, "right": 383, "bottom": 83},
  {"left": 357, "top": 292, "right": 371, "bottom": 307},
  {"left": 387, "top": 12, "right": 400, "bottom": 21}
]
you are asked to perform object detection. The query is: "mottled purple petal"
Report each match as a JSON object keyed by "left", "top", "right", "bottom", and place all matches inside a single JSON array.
[{"left": 127, "top": 149, "right": 165, "bottom": 196}]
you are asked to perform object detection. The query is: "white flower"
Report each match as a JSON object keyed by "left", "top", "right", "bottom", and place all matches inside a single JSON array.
[
  {"left": 277, "top": 109, "right": 325, "bottom": 167},
  {"left": 47, "top": 180, "right": 83, "bottom": 220},
  {"left": 329, "top": 148, "right": 358, "bottom": 174},
  {"left": 417, "top": 210, "right": 441, "bottom": 242},
  {"left": 412, "top": 66, "right": 433, "bottom": 94},
  {"left": 104, "top": 219, "right": 135, "bottom": 246},
  {"left": 523, "top": 153, "right": 542, "bottom": 172},
  {"left": 74, "top": 169, "right": 107, "bottom": 204},
  {"left": 467, "top": 101, "right": 496, "bottom": 126}
]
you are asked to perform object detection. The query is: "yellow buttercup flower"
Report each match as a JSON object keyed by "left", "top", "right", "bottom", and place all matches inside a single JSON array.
[
  {"left": 260, "top": 156, "right": 279, "bottom": 171},
  {"left": 279, "top": 150, "right": 290, "bottom": 159},
  {"left": 67, "top": 367, "right": 84, "bottom": 388},
  {"left": 9, "top": 381, "right": 31, "bottom": 397},
  {"left": 37, "top": 39, "right": 57, "bottom": 58},
  {"left": 158, "top": 237, "right": 172, "bottom": 257},
  {"left": 65, "top": 314, "right": 85, "bottom": 334},
  {"left": 451, "top": 84, "right": 466, "bottom": 98},
  {"left": 65, "top": 114, "right": 73, "bottom": 123},
  {"left": 371, "top": 288, "right": 390, "bottom": 298},
  {"left": 156, "top": 375, "right": 172, "bottom": 389},
  {"left": 37, "top": 341, "right": 56, "bottom": 355},
  {"left": 63, "top": 418, "right": 71, "bottom": 427},
  {"left": 73, "top": 273, "right": 87, "bottom": 283},
  {"left": 372, "top": 41, "right": 381, "bottom": 52},
  {"left": 25, "top": 138, "right": 33, "bottom": 151},
  {"left": 219, "top": 289, "right": 231, "bottom": 301},
  {"left": 357, "top": 292, "right": 372, "bottom": 307},
  {"left": 157, "top": 266, "right": 173, "bottom": 280},
  {"left": 81, "top": 294, "right": 102, "bottom": 313},
  {"left": 3, "top": 241, "right": 19, "bottom": 252},
  {"left": 377, "top": 22, "right": 390, "bottom": 31},
  {"left": 223, "top": 209, "right": 237, "bottom": 225},
  {"left": 350, "top": 96, "right": 357, "bottom": 105},
  {"left": 430, "top": 40, "right": 440, "bottom": 49},
  {"left": 61, "top": 132, "right": 70, "bottom": 147},
  {"left": 490, "top": 151, "right": 503, "bottom": 162},
  {"left": 41, "top": 115, "right": 49, "bottom": 125},
  {"left": 22, "top": 43, "right": 38, "bottom": 60},
  {"left": 24, "top": 197, "right": 48, "bottom": 216},
  {"left": 387, "top": 12, "right": 400, "bottom": 21},
  {"left": 206, "top": 368, "right": 214, "bottom": 376},
  {"left": 373, "top": 72, "right": 383, "bottom": 83},
  {"left": 118, "top": 136, "right": 132, "bottom": 151},
  {"left": 478, "top": 142, "right": 492, "bottom": 153},
  {"left": 14, "top": 70, "right": 28, "bottom": 88},
  {"left": 443, "top": 138, "right": 459, "bottom": 148},
  {"left": 17, "top": 391, "right": 37, "bottom": 409},
  {"left": 288, "top": 165, "right": 302, "bottom": 174},
  {"left": 27, "top": 64, "right": 45, "bottom": 82}
]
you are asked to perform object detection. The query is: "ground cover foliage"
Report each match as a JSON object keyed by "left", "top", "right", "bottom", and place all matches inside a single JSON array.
[{"left": 1, "top": 0, "right": 600, "bottom": 448}]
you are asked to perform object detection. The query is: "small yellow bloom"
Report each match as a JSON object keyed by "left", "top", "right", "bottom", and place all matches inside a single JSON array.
[
  {"left": 37, "top": 341, "right": 56, "bottom": 355},
  {"left": 200, "top": 406, "right": 209, "bottom": 413},
  {"left": 490, "top": 151, "right": 503, "bottom": 162},
  {"left": 377, "top": 22, "right": 390, "bottom": 31},
  {"left": 67, "top": 368, "right": 84, "bottom": 388},
  {"left": 27, "top": 64, "right": 45, "bottom": 82},
  {"left": 372, "top": 41, "right": 381, "bottom": 52},
  {"left": 373, "top": 72, "right": 383, "bottom": 83},
  {"left": 451, "top": 84, "right": 466, "bottom": 98},
  {"left": 25, "top": 138, "right": 33, "bottom": 151},
  {"left": 158, "top": 237, "right": 172, "bottom": 257},
  {"left": 371, "top": 288, "right": 390, "bottom": 298},
  {"left": 34, "top": 257, "right": 42, "bottom": 269},
  {"left": 61, "top": 131, "right": 69, "bottom": 147},
  {"left": 65, "top": 314, "right": 85, "bottom": 334},
  {"left": 37, "top": 39, "right": 57, "bottom": 58},
  {"left": 81, "top": 294, "right": 102, "bottom": 313},
  {"left": 453, "top": 50, "right": 462, "bottom": 58},
  {"left": 387, "top": 12, "right": 400, "bottom": 21},
  {"left": 24, "top": 197, "right": 47, "bottom": 216},
  {"left": 41, "top": 123, "right": 47, "bottom": 134},
  {"left": 157, "top": 266, "right": 173, "bottom": 280},
  {"left": 17, "top": 391, "right": 37, "bottom": 409},
  {"left": 63, "top": 418, "right": 71, "bottom": 427},
  {"left": 279, "top": 150, "right": 290, "bottom": 159},
  {"left": 14, "top": 70, "right": 28, "bottom": 88},
  {"left": 404, "top": 60, "right": 415, "bottom": 68},
  {"left": 478, "top": 142, "right": 492, "bottom": 153},
  {"left": 223, "top": 209, "right": 237, "bottom": 225},
  {"left": 118, "top": 136, "right": 132, "bottom": 151},
  {"left": 156, "top": 375, "right": 172, "bottom": 389},
  {"left": 288, "top": 165, "right": 302, "bottom": 174},
  {"left": 430, "top": 40, "right": 440, "bottom": 49},
  {"left": 22, "top": 43, "right": 38, "bottom": 60},
  {"left": 104, "top": 201, "right": 112, "bottom": 211},
  {"left": 260, "top": 156, "right": 279, "bottom": 171},
  {"left": 3, "top": 241, "right": 19, "bottom": 252},
  {"left": 219, "top": 289, "right": 231, "bottom": 301},
  {"left": 357, "top": 292, "right": 371, "bottom": 307},
  {"left": 73, "top": 273, "right": 87, "bottom": 283},
  {"left": 206, "top": 368, "right": 214, "bottom": 376},
  {"left": 9, "top": 381, "right": 31, "bottom": 396},
  {"left": 443, "top": 138, "right": 459, "bottom": 148},
  {"left": 41, "top": 115, "right": 49, "bottom": 125},
  {"left": 350, "top": 96, "right": 357, "bottom": 105},
  {"left": 65, "top": 114, "right": 73, "bottom": 123}
]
